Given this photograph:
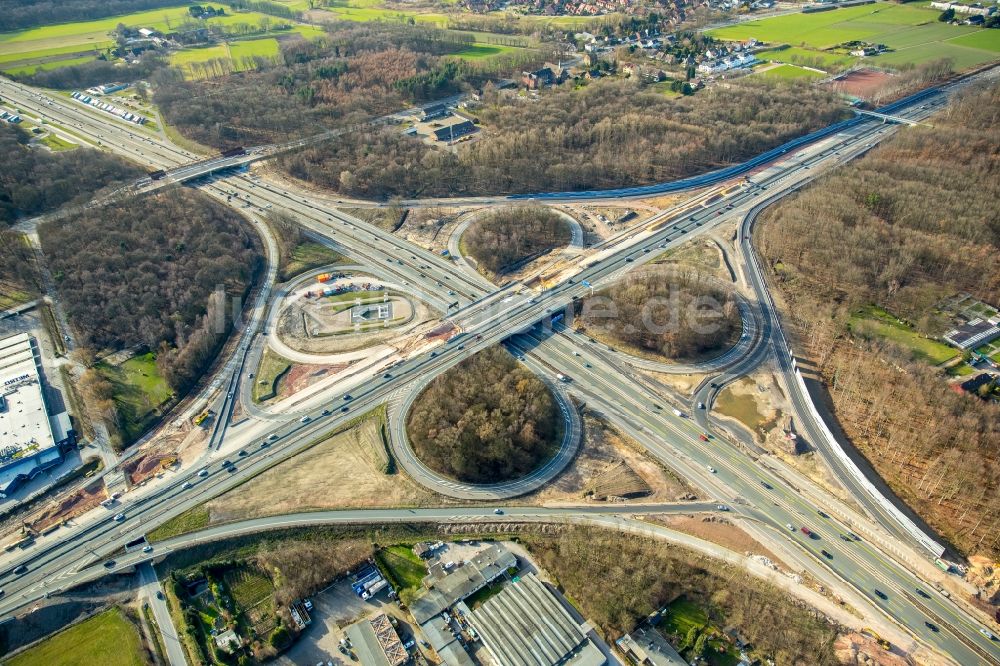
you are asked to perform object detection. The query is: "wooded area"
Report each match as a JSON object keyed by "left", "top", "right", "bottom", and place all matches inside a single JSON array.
[
  {"left": 579, "top": 270, "right": 740, "bottom": 361},
  {"left": 0, "top": 125, "right": 143, "bottom": 225},
  {"left": 14, "top": 54, "right": 167, "bottom": 90},
  {"left": 758, "top": 83, "right": 1000, "bottom": 557},
  {"left": 464, "top": 206, "right": 570, "bottom": 274},
  {"left": 0, "top": 0, "right": 181, "bottom": 32},
  {"left": 525, "top": 527, "right": 840, "bottom": 664},
  {"left": 280, "top": 78, "right": 847, "bottom": 198},
  {"left": 406, "top": 346, "right": 561, "bottom": 483},
  {"left": 154, "top": 22, "right": 540, "bottom": 148},
  {"left": 40, "top": 190, "right": 261, "bottom": 394}
]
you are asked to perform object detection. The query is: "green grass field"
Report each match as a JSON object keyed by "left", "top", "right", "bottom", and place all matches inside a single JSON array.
[
  {"left": 281, "top": 240, "right": 343, "bottom": 281},
  {"left": 2, "top": 54, "right": 97, "bottom": 75},
  {"left": 7, "top": 608, "right": 148, "bottom": 666},
  {"left": 755, "top": 63, "right": 826, "bottom": 79},
  {"left": 0, "top": 4, "right": 296, "bottom": 68},
  {"left": 170, "top": 37, "right": 281, "bottom": 77},
  {"left": 708, "top": 2, "right": 1000, "bottom": 70},
  {"left": 97, "top": 351, "right": 174, "bottom": 443},
  {"left": 849, "top": 305, "right": 958, "bottom": 365},
  {"left": 376, "top": 545, "right": 427, "bottom": 595},
  {"left": 40, "top": 133, "right": 78, "bottom": 150},
  {"left": 756, "top": 45, "right": 856, "bottom": 68},
  {"left": 446, "top": 43, "right": 522, "bottom": 60}
]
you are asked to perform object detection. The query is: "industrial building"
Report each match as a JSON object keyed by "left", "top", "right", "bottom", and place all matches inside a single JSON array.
[
  {"left": 346, "top": 612, "right": 408, "bottom": 666},
  {"left": 410, "top": 543, "right": 517, "bottom": 625},
  {"left": 0, "top": 333, "right": 74, "bottom": 498},
  {"left": 468, "top": 573, "right": 606, "bottom": 666}
]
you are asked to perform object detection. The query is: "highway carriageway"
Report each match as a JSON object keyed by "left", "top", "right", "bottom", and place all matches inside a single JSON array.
[
  {"left": 506, "top": 330, "right": 1000, "bottom": 665},
  {"left": 0, "top": 79, "right": 194, "bottom": 168},
  {"left": 0, "top": 74, "right": 955, "bottom": 590},
  {"left": 200, "top": 175, "right": 493, "bottom": 310}
]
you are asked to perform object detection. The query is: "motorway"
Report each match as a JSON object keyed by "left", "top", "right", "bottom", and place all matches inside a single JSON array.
[{"left": 1, "top": 68, "right": 999, "bottom": 665}]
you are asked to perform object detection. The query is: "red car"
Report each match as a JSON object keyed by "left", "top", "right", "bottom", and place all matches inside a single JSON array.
[
  {"left": 801, "top": 526, "right": 813, "bottom": 537},
  {"left": 699, "top": 434, "right": 709, "bottom": 442}
]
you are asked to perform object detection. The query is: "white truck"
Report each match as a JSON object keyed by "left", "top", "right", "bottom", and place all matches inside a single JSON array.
[{"left": 672, "top": 408, "right": 685, "bottom": 418}]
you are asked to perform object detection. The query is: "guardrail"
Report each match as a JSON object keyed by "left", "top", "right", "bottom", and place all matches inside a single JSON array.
[{"left": 790, "top": 366, "right": 945, "bottom": 557}]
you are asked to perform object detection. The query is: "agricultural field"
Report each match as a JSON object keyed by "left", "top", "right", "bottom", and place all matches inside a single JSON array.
[
  {"left": 709, "top": 2, "right": 1000, "bottom": 70},
  {"left": 0, "top": 4, "right": 300, "bottom": 73},
  {"left": 6, "top": 608, "right": 149, "bottom": 666}
]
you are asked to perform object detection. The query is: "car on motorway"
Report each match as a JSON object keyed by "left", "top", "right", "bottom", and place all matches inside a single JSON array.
[
  {"left": 341, "top": 406, "right": 349, "bottom": 413},
  {"left": 143, "top": 545, "right": 153, "bottom": 553},
  {"left": 222, "top": 460, "right": 233, "bottom": 467},
  {"left": 697, "top": 402, "right": 705, "bottom": 409},
  {"left": 343, "top": 394, "right": 352, "bottom": 401},
  {"left": 981, "top": 628, "right": 997, "bottom": 640},
  {"left": 104, "top": 560, "right": 116, "bottom": 568},
  {"left": 625, "top": 256, "right": 634, "bottom": 262},
  {"left": 156, "top": 590, "right": 164, "bottom": 600},
  {"left": 12, "top": 565, "right": 27, "bottom": 575},
  {"left": 269, "top": 434, "right": 279, "bottom": 441},
  {"left": 760, "top": 481, "right": 772, "bottom": 490},
  {"left": 916, "top": 588, "right": 930, "bottom": 599},
  {"left": 817, "top": 510, "right": 829, "bottom": 518},
  {"left": 706, "top": 465, "right": 716, "bottom": 473},
  {"left": 198, "top": 468, "right": 209, "bottom": 476},
  {"left": 182, "top": 481, "right": 193, "bottom": 489},
  {"left": 716, "top": 505, "right": 729, "bottom": 512},
  {"left": 300, "top": 415, "right": 311, "bottom": 423},
  {"left": 874, "top": 589, "right": 888, "bottom": 600},
  {"left": 113, "top": 513, "right": 126, "bottom": 522},
  {"left": 785, "top": 524, "right": 795, "bottom": 532},
  {"left": 821, "top": 550, "right": 833, "bottom": 559},
  {"left": 925, "top": 622, "right": 939, "bottom": 632},
  {"left": 699, "top": 434, "right": 709, "bottom": 442},
  {"left": 801, "top": 526, "right": 816, "bottom": 538},
  {"left": 260, "top": 441, "right": 270, "bottom": 448},
  {"left": 322, "top": 409, "right": 331, "bottom": 416},
  {"left": 493, "top": 508, "right": 504, "bottom": 515}
]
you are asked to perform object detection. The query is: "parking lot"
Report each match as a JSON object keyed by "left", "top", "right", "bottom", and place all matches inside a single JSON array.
[{"left": 276, "top": 578, "right": 409, "bottom": 666}]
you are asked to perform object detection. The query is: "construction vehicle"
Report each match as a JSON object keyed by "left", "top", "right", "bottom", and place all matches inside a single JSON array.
[{"left": 861, "top": 628, "right": 891, "bottom": 651}]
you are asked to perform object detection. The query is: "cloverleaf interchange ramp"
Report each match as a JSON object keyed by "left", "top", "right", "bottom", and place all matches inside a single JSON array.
[{"left": 0, "top": 66, "right": 999, "bottom": 665}]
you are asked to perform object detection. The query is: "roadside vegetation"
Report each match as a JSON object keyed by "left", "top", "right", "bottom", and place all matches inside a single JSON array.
[
  {"left": 6, "top": 607, "right": 151, "bottom": 666},
  {"left": 0, "top": 124, "right": 143, "bottom": 226},
  {"left": 407, "top": 346, "right": 562, "bottom": 484},
  {"left": 523, "top": 527, "right": 840, "bottom": 664},
  {"left": 265, "top": 209, "right": 342, "bottom": 282},
  {"left": 464, "top": 206, "right": 570, "bottom": 274},
  {"left": 758, "top": 82, "right": 1000, "bottom": 557},
  {"left": 579, "top": 270, "right": 741, "bottom": 362},
  {"left": 281, "top": 78, "right": 847, "bottom": 199},
  {"left": 0, "top": 230, "right": 40, "bottom": 310},
  {"left": 94, "top": 352, "right": 174, "bottom": 445}
]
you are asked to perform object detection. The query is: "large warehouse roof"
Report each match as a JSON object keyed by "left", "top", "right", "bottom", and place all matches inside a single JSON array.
[
  {"left": 0, "top": 333, "right": 55, "bottom": 453},
  {"left": 469, "top": 573, "right": 606, "bottom": 666}
]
